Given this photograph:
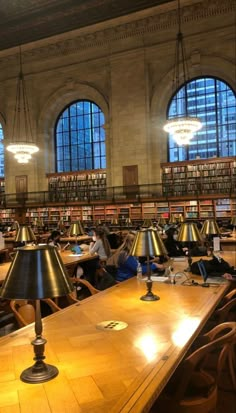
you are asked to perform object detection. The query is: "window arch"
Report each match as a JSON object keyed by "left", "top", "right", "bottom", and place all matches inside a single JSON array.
[
  {"left": 55, "top": 100, "right": 106, "bottom": 172},
  {"left": 167, "top": 77, "right": 236, "bottom": 162},
  {"left": 0, "top": 123, "right": 4, "bottom": 177}
]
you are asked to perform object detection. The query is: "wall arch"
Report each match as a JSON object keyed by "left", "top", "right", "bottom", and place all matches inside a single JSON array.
[
  {"left": 37, "top": 81, "right": 109, "bottom": 173},
  {"left": 149, "top": 55, "right": 236, "bottom": 164}
]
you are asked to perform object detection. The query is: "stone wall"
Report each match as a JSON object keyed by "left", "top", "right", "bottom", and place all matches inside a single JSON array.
[{"left": 0, "top": 0, "right": 235, "bottom": 193}]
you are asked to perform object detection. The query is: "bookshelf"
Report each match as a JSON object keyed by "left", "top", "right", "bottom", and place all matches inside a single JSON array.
[
  {"left": 130, "top": 204, "right": 142, "bottom": 220},
  {"left": 1, "top": 197, "right": 235, "bottom": 231},
  {"left": 215, "top": 199, "right": 231, "bottom": 218},
  {"left": 47, "top": 170, "right": 106, "bottom": 202},
  {"left": 0, "top": 208, "right": 15, "bottom": 225},
  {"left": 161, "top": 157, "right": 235, "bottom": 197},
  {"left": 199, "top": 200, "right": 214, "bottom": 219},
  {"left": 142, "top": 202, "right": 157, "bottom": 219},
  {"left": 232, "top": 199, "right": 236, "bottom": 216}
]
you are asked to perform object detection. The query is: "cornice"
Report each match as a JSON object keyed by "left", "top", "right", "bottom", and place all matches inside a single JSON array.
[{"left": 0, "top": 0, "right": 234, "bottom": 67}]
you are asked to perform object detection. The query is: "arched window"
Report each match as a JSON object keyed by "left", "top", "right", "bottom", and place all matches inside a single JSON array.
[
  {"left": 0, "top": 124, "right": 4, "bottom": 177},
  {"left": 167, "top": 77, "right": 236, "bottom": 162},
  {"left": 55, "top": 100, "right": 106, "bottom": 172}
]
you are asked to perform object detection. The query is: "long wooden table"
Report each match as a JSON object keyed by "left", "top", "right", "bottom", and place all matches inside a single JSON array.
[
  {"left": 0, "top": 250, "right": 98, "bottom": 284},
  {"left": 0, "top": 252, "right": 234, "bottom": 413},
  {"left": 220, "top": 233, "right": 236, "bottom": 251}
]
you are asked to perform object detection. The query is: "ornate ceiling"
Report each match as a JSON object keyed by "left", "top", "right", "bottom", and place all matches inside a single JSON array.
[{"left": 0, "top": 0, "right": 172, "bottom": 51}]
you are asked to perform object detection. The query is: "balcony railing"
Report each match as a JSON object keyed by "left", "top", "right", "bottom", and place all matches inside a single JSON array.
[{"left": 0, "top": 179, "right": 235, "bottom": 208}]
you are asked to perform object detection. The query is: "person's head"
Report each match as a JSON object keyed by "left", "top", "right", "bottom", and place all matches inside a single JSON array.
[
  {"left": 121, "top": 233, "right": 135, "bottom": 253},
  {"left": 92, "top": 228, "right": 104, "bottom": 241},
  {"left": 50, "top": 230, "right": 61, "bottom": 242},
  {"left": 166, "top": 227, "right": 178, "bottom": 241},
  {"left": 93, "top": 227, "right": 111, "bottom": 257}
]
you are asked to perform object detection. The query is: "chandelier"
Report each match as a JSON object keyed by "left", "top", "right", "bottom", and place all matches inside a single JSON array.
[
  {"left": 163, "top": 0, "right": 202, "bottom": 145},
  {"left": 6, "top": 47, "right": 39, "bottom": 163}
]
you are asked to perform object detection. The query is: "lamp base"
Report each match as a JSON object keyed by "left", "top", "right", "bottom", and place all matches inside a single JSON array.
[
  {"left": 20, "top": 361, "right": 59, "bottom": 384},
  {"left": 140, "top": 292, "right": 160, "bottom": 301}
]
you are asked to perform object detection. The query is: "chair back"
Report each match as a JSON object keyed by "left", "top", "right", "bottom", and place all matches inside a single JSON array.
[
  {"left": 215, "top": 298, "right": 236, "bottom": 323},
  {"left": 10, "top": 298, "right": 61, "bottom": 328},
  {"left": 10, "top": 300, "right": 35, "bottom": 327},
  {"left": 168, "top": 322, "right": 236, "bottom": 401}
]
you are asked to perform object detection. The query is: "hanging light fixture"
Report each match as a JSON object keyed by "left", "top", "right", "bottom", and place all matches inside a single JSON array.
[
  {"left": 163, "top": 0, "right": 202, "bottom": 145},
  {"left": 6, "top": 47, "right": 39, "bottom": 163}
]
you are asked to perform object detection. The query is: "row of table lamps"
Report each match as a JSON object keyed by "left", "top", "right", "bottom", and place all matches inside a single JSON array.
[{"left": 13, "top": 221, "right": 85, "bottom": 244}]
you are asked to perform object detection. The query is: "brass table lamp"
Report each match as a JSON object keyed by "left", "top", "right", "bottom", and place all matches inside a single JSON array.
[
  {"left": 230, "top": 217, "right": 236, "bottom": 232},
  {"left": 68, "top": 221, "right": 84, "bottom": 242},
  {"left": 125, "top": 217, "right": 132, "bottom": 228},
  {"left": 129, "top": 228, "right": 167, "bottom": 301},
  {"left": 201, "top": 219, "right": 221, "bottom": 253},
  {"left": 15, "top": 225, "right": 37, "bottom": 244},
  {"left": 0, "top": 245, "right": 74, "bottom": 384},
  {"left": 201, "top": 219, "right": 221, "bottom": 236},
  {"left": 177, "top": 222, "right": 203, "bottom": 270},
  {"left": 142, "top": 219, "right": 153, "bottom": 228},
  {"left": 169, "top": 215, "right": 177, "bottom": 224}
]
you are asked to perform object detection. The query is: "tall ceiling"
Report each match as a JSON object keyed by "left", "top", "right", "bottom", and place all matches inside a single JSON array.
[{"left": 0, "top": 0, "right": 172, "bottom": 51}]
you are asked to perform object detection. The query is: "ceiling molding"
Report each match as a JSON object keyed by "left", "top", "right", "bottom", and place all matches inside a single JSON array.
[{"left": 0, "top": 0, "right": 234, "bottom": 68}]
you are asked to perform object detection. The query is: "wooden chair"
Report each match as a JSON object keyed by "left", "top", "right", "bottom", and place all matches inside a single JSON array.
[
  {"left": 150, "top": 322, "right": 236, "bottom": 413},
  {"left": 221, "top": 288, "right": 236, "bottom": 305},
  {"left": 0, "top": 248, "right": 12, "bottom": 262},
  {"left": 215, "top": 298, "right": 236, "bottom": 324},
  {"left": 206, "top": 301, "right": 236, "bottom": 391},
  {"left": 70, "top": 277, "right": 100, "bottom": 296},
  {"left": 10, "top": 299, "right": 61, "bottom": 328}
]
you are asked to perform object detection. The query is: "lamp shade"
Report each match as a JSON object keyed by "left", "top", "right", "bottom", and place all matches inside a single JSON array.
[
  {"left": 230, "top": 217, "right": 236, "bottom": 226},
  {"left": 111, "top": 218, "right": 118, "bottom": 225},
  {"left": 142, "top": 219, "right": 153, "bottom": 228},
  {"left": 178, "top": 214, "right": 184, "bottom": 223},
  {"left": 0, "top": 245, "right": 73, "bottom": 300},
  {"left": 201, "top": 219, "right": 221, "bottom": 236},
  {"left": 158, "top": 217, "right": 166, "bottom": 226},
  {"left": 15, "top": 225, "right": 37, "bottom": 242},
  {"left": 69, "top": 221, "right": 84, "bottom": 236},
  {"left": 177, "top": 222, "right": 202, "bottom": 242},
  {"left": 125, "top": 218, "right": 132, "bottom": 225},
  {"left": 129, "top": 228, "right": 167, "bottom": 257},
  {"left": 169, "top": 215, "right": 177, "bottom": 224},
  {"left": 11, "top": 221, "right": 20, "bottom": 231}
]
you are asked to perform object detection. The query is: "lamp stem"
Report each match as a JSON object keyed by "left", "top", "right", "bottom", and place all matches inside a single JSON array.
[
  {"left": 140, "top": 256, "right": 160, "bottom": 302},
  {"left": 20, "top": 299, "right": 59, "bottom": 383}
]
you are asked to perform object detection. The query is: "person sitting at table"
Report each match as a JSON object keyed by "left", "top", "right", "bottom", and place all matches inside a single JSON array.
[
  {"left": 116, "top": 233, "right": 165, "bottom": 282},
  {"left": 164, "top": 227, "right": 188, "bottom": 257},
  {"left": 89, "top": 227, "right": 111, "bottom": 261},
  {"left": 47, "top": 230, "right": 61, "bottom": 250}
]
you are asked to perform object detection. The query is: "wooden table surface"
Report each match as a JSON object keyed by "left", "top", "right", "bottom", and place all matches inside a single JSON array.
[
  {"left": 0, "top": 250, "right": 97, "bottom": 284},
  {"left": 0, "top": 252, "right": 234, "bottom": 413},
  {"left": 220, "top": 233, "right": 236, "bottom": 251}
]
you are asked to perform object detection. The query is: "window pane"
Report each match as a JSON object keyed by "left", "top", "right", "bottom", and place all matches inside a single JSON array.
[
  {"left": 167, "top": 77, "right": 236, "bottom": 161},
  {"left": 55, "top": 100, "right": 106, "bottom": 172}
]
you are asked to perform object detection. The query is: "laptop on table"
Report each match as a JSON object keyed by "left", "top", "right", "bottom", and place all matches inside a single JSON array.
[{"left": 197, "top": 260, "right": 227, "bottom": 286}]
